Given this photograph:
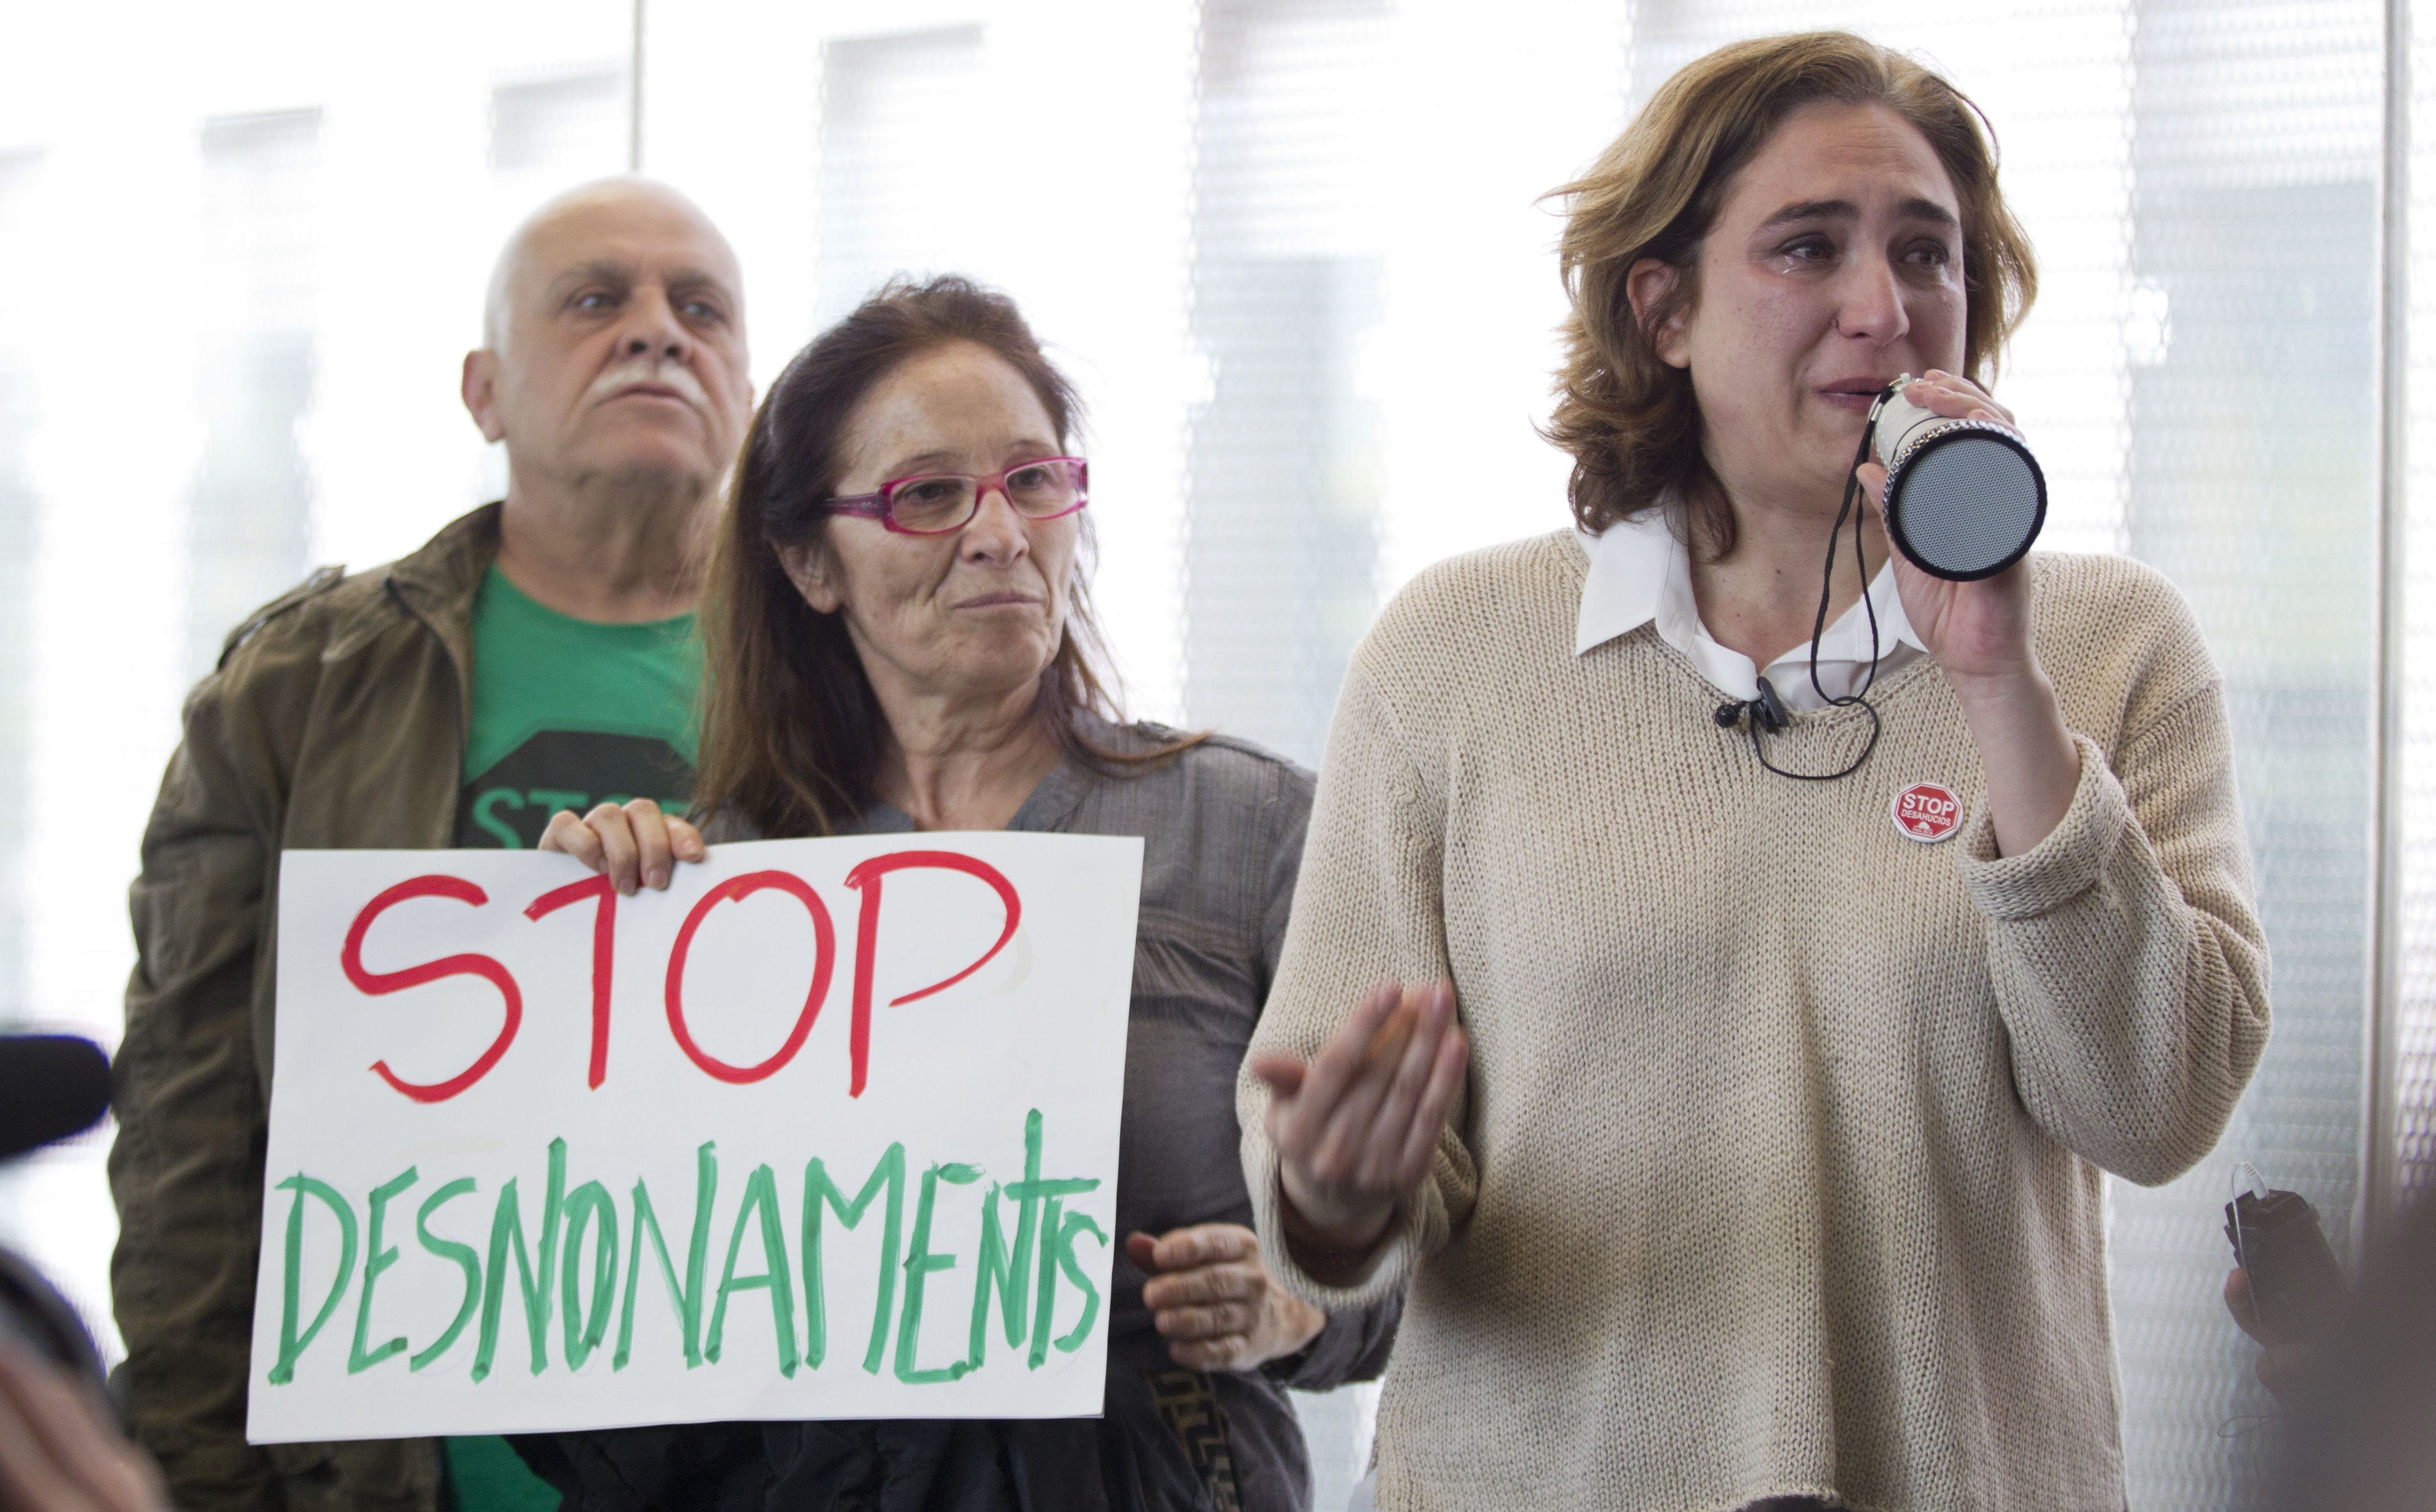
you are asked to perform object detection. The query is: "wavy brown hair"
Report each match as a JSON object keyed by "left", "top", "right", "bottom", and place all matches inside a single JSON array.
[
  {"left": 1545, "top": 31, "right": 2038, "bottom": 555},
  {"left": 693, "top": 276, "right": 1193, "bottom": 839}
]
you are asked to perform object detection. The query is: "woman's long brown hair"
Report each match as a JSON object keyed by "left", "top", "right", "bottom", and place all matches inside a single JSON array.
[{"left": 692, "top": 276, "right": 1197, "bottom": 839}]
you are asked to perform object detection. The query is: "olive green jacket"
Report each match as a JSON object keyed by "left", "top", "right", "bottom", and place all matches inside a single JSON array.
[{"left": 111, "top": 505, "right": 507, "bottom": 1511}]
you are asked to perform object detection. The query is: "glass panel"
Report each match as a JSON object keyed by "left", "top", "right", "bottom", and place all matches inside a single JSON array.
[
  {"left": 815, "top": 26, "right": 990, "bottom": 327},
  {"left": 2112, "top": 7, "right": 2382, "bottom": 1504},
  {"left": 2399, "top": 0, "right": 2436, "bottom": 1210},
  {"left": 1187, "top": 0, "right": 1390, "bottom": 769},
  {"left": 185, "top": 108, "right": 321, "bottom": 685},
  {"left": 0, "top": 149, "right": 39, "bottom": 1030},
  {"left": 490, "top": 67, "right": 628, "bottom": 176}
]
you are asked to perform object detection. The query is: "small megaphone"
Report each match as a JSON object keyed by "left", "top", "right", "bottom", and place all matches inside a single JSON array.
[{"left": 1871, "top": 376, "right": 2046, "bottom": 581}]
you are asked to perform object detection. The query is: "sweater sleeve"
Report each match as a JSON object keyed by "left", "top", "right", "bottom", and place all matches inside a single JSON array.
[
  {"left": 1243, "top": 752, "right": 1406, "bottom": 1383},
  {"left": 1959, "top": 675, "right": 2270, "bottom": 1186},
  {"left": 1238, "top": 665, "right": 1479, "bottom": 1312}
]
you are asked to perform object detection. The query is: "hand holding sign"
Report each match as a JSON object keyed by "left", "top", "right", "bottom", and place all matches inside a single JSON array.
[
  {"left": 539, "top": 798, "right": 706, "bottom": 895},
  {"left": 1249, "top": 979, "right": 1467, "bottom": 1272},
  {"left": 1127, "top": 1226, "right": 1322, "bottom": 1372}
]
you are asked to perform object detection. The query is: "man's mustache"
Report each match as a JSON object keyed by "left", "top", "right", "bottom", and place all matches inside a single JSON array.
[{"left": 586, "top": 359, "right": 711, "bottom": 410}]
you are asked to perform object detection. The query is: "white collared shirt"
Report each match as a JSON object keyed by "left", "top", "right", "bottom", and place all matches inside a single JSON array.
[{"left": 1574, "top": 512, "right": 1927, "bottom": 712}]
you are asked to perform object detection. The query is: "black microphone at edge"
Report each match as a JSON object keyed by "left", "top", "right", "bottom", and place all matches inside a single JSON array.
[
  {"left": 1, "top": 1033, "right": 112, "bottom": 1161},
  {"left": 1, "top": 1032, "right": 115, "bottom": 1386}
]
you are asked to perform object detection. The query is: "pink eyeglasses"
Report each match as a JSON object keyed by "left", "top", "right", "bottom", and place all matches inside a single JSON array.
[{"left": 824, "top": 456, "right": 1089, "bottom": 535}]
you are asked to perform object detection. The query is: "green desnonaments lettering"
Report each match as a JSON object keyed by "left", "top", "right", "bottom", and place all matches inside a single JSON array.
[
  {"left": 265, "top": 1112, "right": 1108, "bottom": 1387},
  {"left": 616, "top": 1141, "right": 716, "bottom": 1370},
  {"left": 804, "top": 1144, "right": 904, "bottom": 1373},
  {"left": 349, "top": 1166, "right": 419, "bottom": 1374},
  {"left": 410, "top": 1178, "right": 482, "bottom": 1371},
  {"left": 706, "top": 1163, "right": 800, "bottom": 1376},
  {"left": 560, "top": 1179, "right": 621, "bottom": 1370},
  {"left": 269, "top": 1173, "right": 358, "bottom": 1385},
  {"left": 474, "top": 1137, "right": 567, "bottom": 1381},
  {"left": 895, "top": 1162, "right": 982, "bottom": 1384}
]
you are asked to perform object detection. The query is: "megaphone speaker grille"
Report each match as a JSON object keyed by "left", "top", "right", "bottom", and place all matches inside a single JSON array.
[{"left": 1885, "top": 423, "right": 2047, "bottom": 581}]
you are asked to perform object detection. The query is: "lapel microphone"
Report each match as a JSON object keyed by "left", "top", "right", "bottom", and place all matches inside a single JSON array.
[{"left": 1714, "top": 676, "right": 1792, "bottom": 735}]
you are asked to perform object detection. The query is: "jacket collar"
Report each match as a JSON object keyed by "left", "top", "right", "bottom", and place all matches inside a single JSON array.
[
  {"left": 386, "top": 500, "right": 502, "bottom": 620},
  {"left": 1574, "top": 507, "right": 1927, "bottom": 661},
  {"left": 378, "top": 501, "right": 502, "bottom": 681}
]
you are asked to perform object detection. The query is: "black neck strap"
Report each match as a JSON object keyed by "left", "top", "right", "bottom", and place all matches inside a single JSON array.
[{"left": 1725, "top": 381, "right": 1901, "bottom": 782}]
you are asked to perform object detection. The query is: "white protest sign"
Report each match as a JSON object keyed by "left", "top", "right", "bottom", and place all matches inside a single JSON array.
[{"left": 247, "top": 833, "right": 1142, "bottom": 1443}]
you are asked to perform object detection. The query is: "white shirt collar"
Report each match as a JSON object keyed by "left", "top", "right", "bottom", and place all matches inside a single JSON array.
[
  {"left": 1575, "top": 511, "right": 1679, "bottom": 656},
  {"left": 1574, "top": 509, "right": 1927, "bottom": 670}
]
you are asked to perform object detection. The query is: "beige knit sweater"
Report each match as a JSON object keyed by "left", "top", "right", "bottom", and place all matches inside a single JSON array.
[{"left": 1238, "top": 531, "right": 2269, "bottom": 1512}]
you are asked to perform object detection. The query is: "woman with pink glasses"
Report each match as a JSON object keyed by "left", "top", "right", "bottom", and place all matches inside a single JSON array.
[{"left": 522, "top": 276, "right": 1396, "bottom": 1512}]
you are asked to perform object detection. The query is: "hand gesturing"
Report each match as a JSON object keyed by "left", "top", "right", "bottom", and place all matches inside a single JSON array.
[{"left": 1248, "top": 979, "right": 1468, "bottom": 1264}]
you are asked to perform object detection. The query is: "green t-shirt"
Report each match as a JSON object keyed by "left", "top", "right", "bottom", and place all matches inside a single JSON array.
[
  {"left": 443, "top": 1435, "right": 561, "bottom": 1512},
  {"left": 445, "top": 565, "right": 700, "bottom": 1510},
  {"left": 453, "top": 564, "right": 699, "bottom": 848}
]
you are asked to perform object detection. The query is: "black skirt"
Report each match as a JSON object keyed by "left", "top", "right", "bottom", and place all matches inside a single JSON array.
[{"left": 513, "top": 1363, "right": 1245, "bottom": 1512}]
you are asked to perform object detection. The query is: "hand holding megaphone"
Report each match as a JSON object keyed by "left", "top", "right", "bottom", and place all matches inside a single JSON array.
[
  {"left": 1849, "top": 373, "right": 2082, "bottom": 861},
  {"left": 1864, "top": 372, "right": 2045, "bottom": 581}
]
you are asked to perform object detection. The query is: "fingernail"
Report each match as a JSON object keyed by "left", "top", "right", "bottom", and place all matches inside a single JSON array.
[{"left": 649, "top": 868, "right": 670, "bottom": 889}]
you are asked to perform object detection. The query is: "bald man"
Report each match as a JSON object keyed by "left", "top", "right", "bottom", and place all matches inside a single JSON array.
[{"left": 110, "top": 179, "right": 750, "bottom": 1512}]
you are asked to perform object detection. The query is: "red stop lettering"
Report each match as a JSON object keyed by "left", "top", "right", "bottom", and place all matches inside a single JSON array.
[
  {"left": 663, "top": 870, "right": 838, "bottom": 1084},
  {"left": 841, "top": 851, "right": 1022, "bottom": 1098},
  {"left": 525, "top": 873, "right": 617, "bottom": 1089},
  {"left": 341, "top": 875, "right": 522, "bottom": 1103}
]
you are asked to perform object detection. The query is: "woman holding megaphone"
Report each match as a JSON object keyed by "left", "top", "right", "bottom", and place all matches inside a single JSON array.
[{"left": 1240, "top": 31, "right": 2268, "bottom": 1512}]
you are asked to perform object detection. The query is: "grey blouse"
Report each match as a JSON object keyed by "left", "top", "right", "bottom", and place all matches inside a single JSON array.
[{"left": 829, "top": 721, "right": 1402, "bottom": 1510}]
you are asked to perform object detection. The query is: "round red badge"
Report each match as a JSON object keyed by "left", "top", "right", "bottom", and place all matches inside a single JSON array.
[{"left": 1891, "top": 781, "right": 1962, "bottom": 843}]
